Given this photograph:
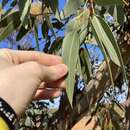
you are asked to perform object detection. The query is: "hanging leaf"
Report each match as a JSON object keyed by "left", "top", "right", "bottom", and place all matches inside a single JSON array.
[
  {"left": 41, "top": 20, "right": 49, "bottom": 39},
  {"left": 97, "top": 15, "right": 127, "bottom": 81},
  {"left": 90, "top": 15, "right": 117, "bottom": 87},
  {"left": 66, "top": 9, "right": 90, "bottom": 33},
  {"left": 80, "top": 47, "right": 92, "bottom": 81},
  {"left": 108, "top": 5, "right": 125, "bottom": 25},
  {"left": 16, "top": 26, "right": 29, "bottom": 41},
  {"left": 19, "top": 0, "right": 31, "bottom": 25},
  {"left": 61, "top": 0, "right": 84, "bottom": 18},
  {"left": 62, "top": 31, "right": 80, "bottom": 106},
  {"left": 77, "top": 55, "right": 82, "bottom": 77},
  {"left": 45, "top": 16, "right": 57, "bottom": 39},
  {"left": 48, "top": 0, "right": 59, "bottom": 14},
  {"left": 80, "top": 26, "right": 88, "bottom": 44},
  {"left": 0, "top": 11, "right": 20, "bottom": 41},
  {"left": 34, "top": 23, "right": 40, "bottom": 51},
  {"left": 95, "top": 0, "right": 123, "bottom": 6},
  {"left": 90, "top": 15, "right": 121, "bottom": 67}
]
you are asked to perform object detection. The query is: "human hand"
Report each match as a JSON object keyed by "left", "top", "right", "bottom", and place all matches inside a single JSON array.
[{"left": 0, "top": 49, "right": 68, "bottom": 116}]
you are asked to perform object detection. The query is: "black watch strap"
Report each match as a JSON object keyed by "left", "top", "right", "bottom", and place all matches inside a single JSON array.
[{"left": 0, "top": 97, "right": 19, "bottom": 130}]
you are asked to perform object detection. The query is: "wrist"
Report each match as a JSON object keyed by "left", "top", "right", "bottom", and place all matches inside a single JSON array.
[{"left": 0, "top": 97, "right": 19, "bottom": 130}]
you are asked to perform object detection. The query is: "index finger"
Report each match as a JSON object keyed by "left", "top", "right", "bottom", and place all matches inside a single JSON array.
[{"left": 1, "top": 49, "right": 62, "bottom": 66}]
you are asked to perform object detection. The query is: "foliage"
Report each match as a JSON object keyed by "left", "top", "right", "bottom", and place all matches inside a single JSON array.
[{"left": 0, "top": 0, "right": 129, "bottom": 129}]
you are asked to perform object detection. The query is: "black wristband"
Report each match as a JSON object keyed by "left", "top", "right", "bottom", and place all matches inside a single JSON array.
[{"left": 0, "top": 97, "right": 19, "bottom": 130}]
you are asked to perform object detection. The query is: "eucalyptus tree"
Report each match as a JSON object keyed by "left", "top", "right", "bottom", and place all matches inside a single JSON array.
[{"left": 0, "top": 0, "right": 130, "bottom": 129}]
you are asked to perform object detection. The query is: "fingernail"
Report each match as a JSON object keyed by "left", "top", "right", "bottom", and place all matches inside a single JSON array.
[{"left": 57, "top": 64, "right": 68, "bottom": 76}]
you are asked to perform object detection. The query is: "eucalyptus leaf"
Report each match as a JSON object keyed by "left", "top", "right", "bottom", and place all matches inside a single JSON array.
[
  {"left": 113, "top": 5, "right": 124, "bottom": 25},
  {"left": 0, "top": 12, "right": 20, "bottom": 41},
  {"left": 90, "top": 15, "right": 121, "bottom": 67},
  {"left": 16, "top": 26, "right": 29, "bottom": 41},
  {"left": 66, "top": 9, "right": 90, "bottom": 33},
  {"left": 34, "top": 23, "right": 40, "bottom": 50},
  {"left": 97, "top": 15, "right": 127, "bottom": 80},
  {"left": 19, "top": 0, "right": 31, "bottom": 24},
  {"left": 62, "top": 31, "right": 80, "bottom": 106},
  {"left": 61, "top": 0, "right": 84, "bottom": 18},
  {"left": 45, "top": 16, "right": 56, "bottom": 39},
  {"left": 48, "top": 0, "right": 59, "bottom": 14},
  {"left": 108, "top": 5, "right": 124, "bottom": 25},
  {"left": 80, "top": 47, "right": 92, "bottom": 81},
  {"left": 95, "top": 0, "right": 123, "bottom": 6},
  {"left": 90, "top": 20, "right": 115, "bottom": 87},
  {"left": 41, "top": 20, "right": 49, "bottom": 38},
  {"left": 77, "top": 55, "right": 82, "bottom": 77}
]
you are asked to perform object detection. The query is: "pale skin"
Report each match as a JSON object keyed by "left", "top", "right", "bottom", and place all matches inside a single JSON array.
[{"left": 0, "top": 49, "right": 68, "bottom": 117}]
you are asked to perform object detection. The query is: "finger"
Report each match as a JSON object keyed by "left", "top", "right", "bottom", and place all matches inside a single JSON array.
[
  {"left": 39, "top": 64, "right": 68, "bottom": 82},
  {"left": 33, "top": 89, "right": 62, "bottom": 100},
  {"left": 19, "top": 62, "right": 68, "bottom": 83},
  {"left": 40, "top": 79, "right": 65, "bottom": 89},
  {"left": 0, "top": 49, "right": 62, "bottom": 65}
]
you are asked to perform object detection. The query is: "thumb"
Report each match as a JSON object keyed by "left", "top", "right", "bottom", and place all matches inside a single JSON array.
[{"left": 40, "top": 64, "right": 68, "bottom": 82}]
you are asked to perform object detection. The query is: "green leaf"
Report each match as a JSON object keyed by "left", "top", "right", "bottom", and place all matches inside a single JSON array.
[
  {"left": 0, "top": 11, "right": 20, "bottom": 41},
  {"left": 0, "top": 10, "right": 18, "bottom": 23},
  {"left": 16, "top": 26, "right": 29, "bottom": 41},
  {"left": 80, "top": 26, "right": 88, "bottom": 44},
  {"left": 62, "top": 31, "right": 80, "bottom": 106},
  {"left": 109, "top": 5, "right": 125, "bottom": 25},
  {"left": 61, "top": 0, "right": 84, "bottom": 18},
  {"left": 97, "top": 15, "right": 127, "bottom": 80},
  {"left": 45, "top": 16, "right": 57, "bottom": 39},
  {"left": 90, "top": 15, "right": 121, "bottom": 67},
  {"left": 95, "top": 0, "right": 123, "bottom": 6},
  {"left": 80, "top": 47, "right": 92, "bottom": 81},
  {"left": 90, "top": 15, "right": 127, "bottom": 87},
  {"left": 34, "top": 23, "right": 40, "bottom": 51},
  {"left": 41, "top": 20, "right": 49, "bottom": 38},
  {"left": 66, "top": 9, "right": 90, "bottom": 33},
  {"left": 77, "top": 55, "right": 82, "bottom": 77},
  {"left": 48, "top": 0, "right": 59, "bottom": 14},
  {"left": 19, "top": 0, "right": 31, "bottom": 24}
]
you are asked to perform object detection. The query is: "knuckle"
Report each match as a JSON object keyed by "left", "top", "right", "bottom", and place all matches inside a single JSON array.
[
  {"left": 0, "top": 49, "right": 14, "bottom": 62},
  {"left": 1, "top": 48, "right": 11, "bottom": 52},
  {"left": 0, "top": 48, "right": 12, "bottom": 56},
  {"left": 28, "top": 61, "right": 41, "bottom": 69},
  {"left": 27, "top": 61, "right": 43, "bottom": 77}
]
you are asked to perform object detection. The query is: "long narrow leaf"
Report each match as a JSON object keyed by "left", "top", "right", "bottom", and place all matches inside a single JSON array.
[
  {"left": 97, "top": 16, "right": 127, "bottom": 81},
  {"left": 95, "top": 0, "right": 123, "bottom": 6},
  {"left": 62, "top": 31, "right": 80, "bottom": 106},
  {"left": 19, "top": 0, "right": 31, "bottom": 24},
  {"left": 80, "top": 47, "right": 92, "bottom": 81},
  {"left": 90, "top": 21, "right": 115, "bottom": 87},
  {"left": 90, "top": 15, "right": 120, "bottom": 67},
  {"left": 34, "top": 23, "right": 40, "bottom": 51},
  {"left": 61, "top": 0, "right": 84, "bottom": 18},
  {"left": 0, "top": 12, "right": 20, "bottom": 41}
]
